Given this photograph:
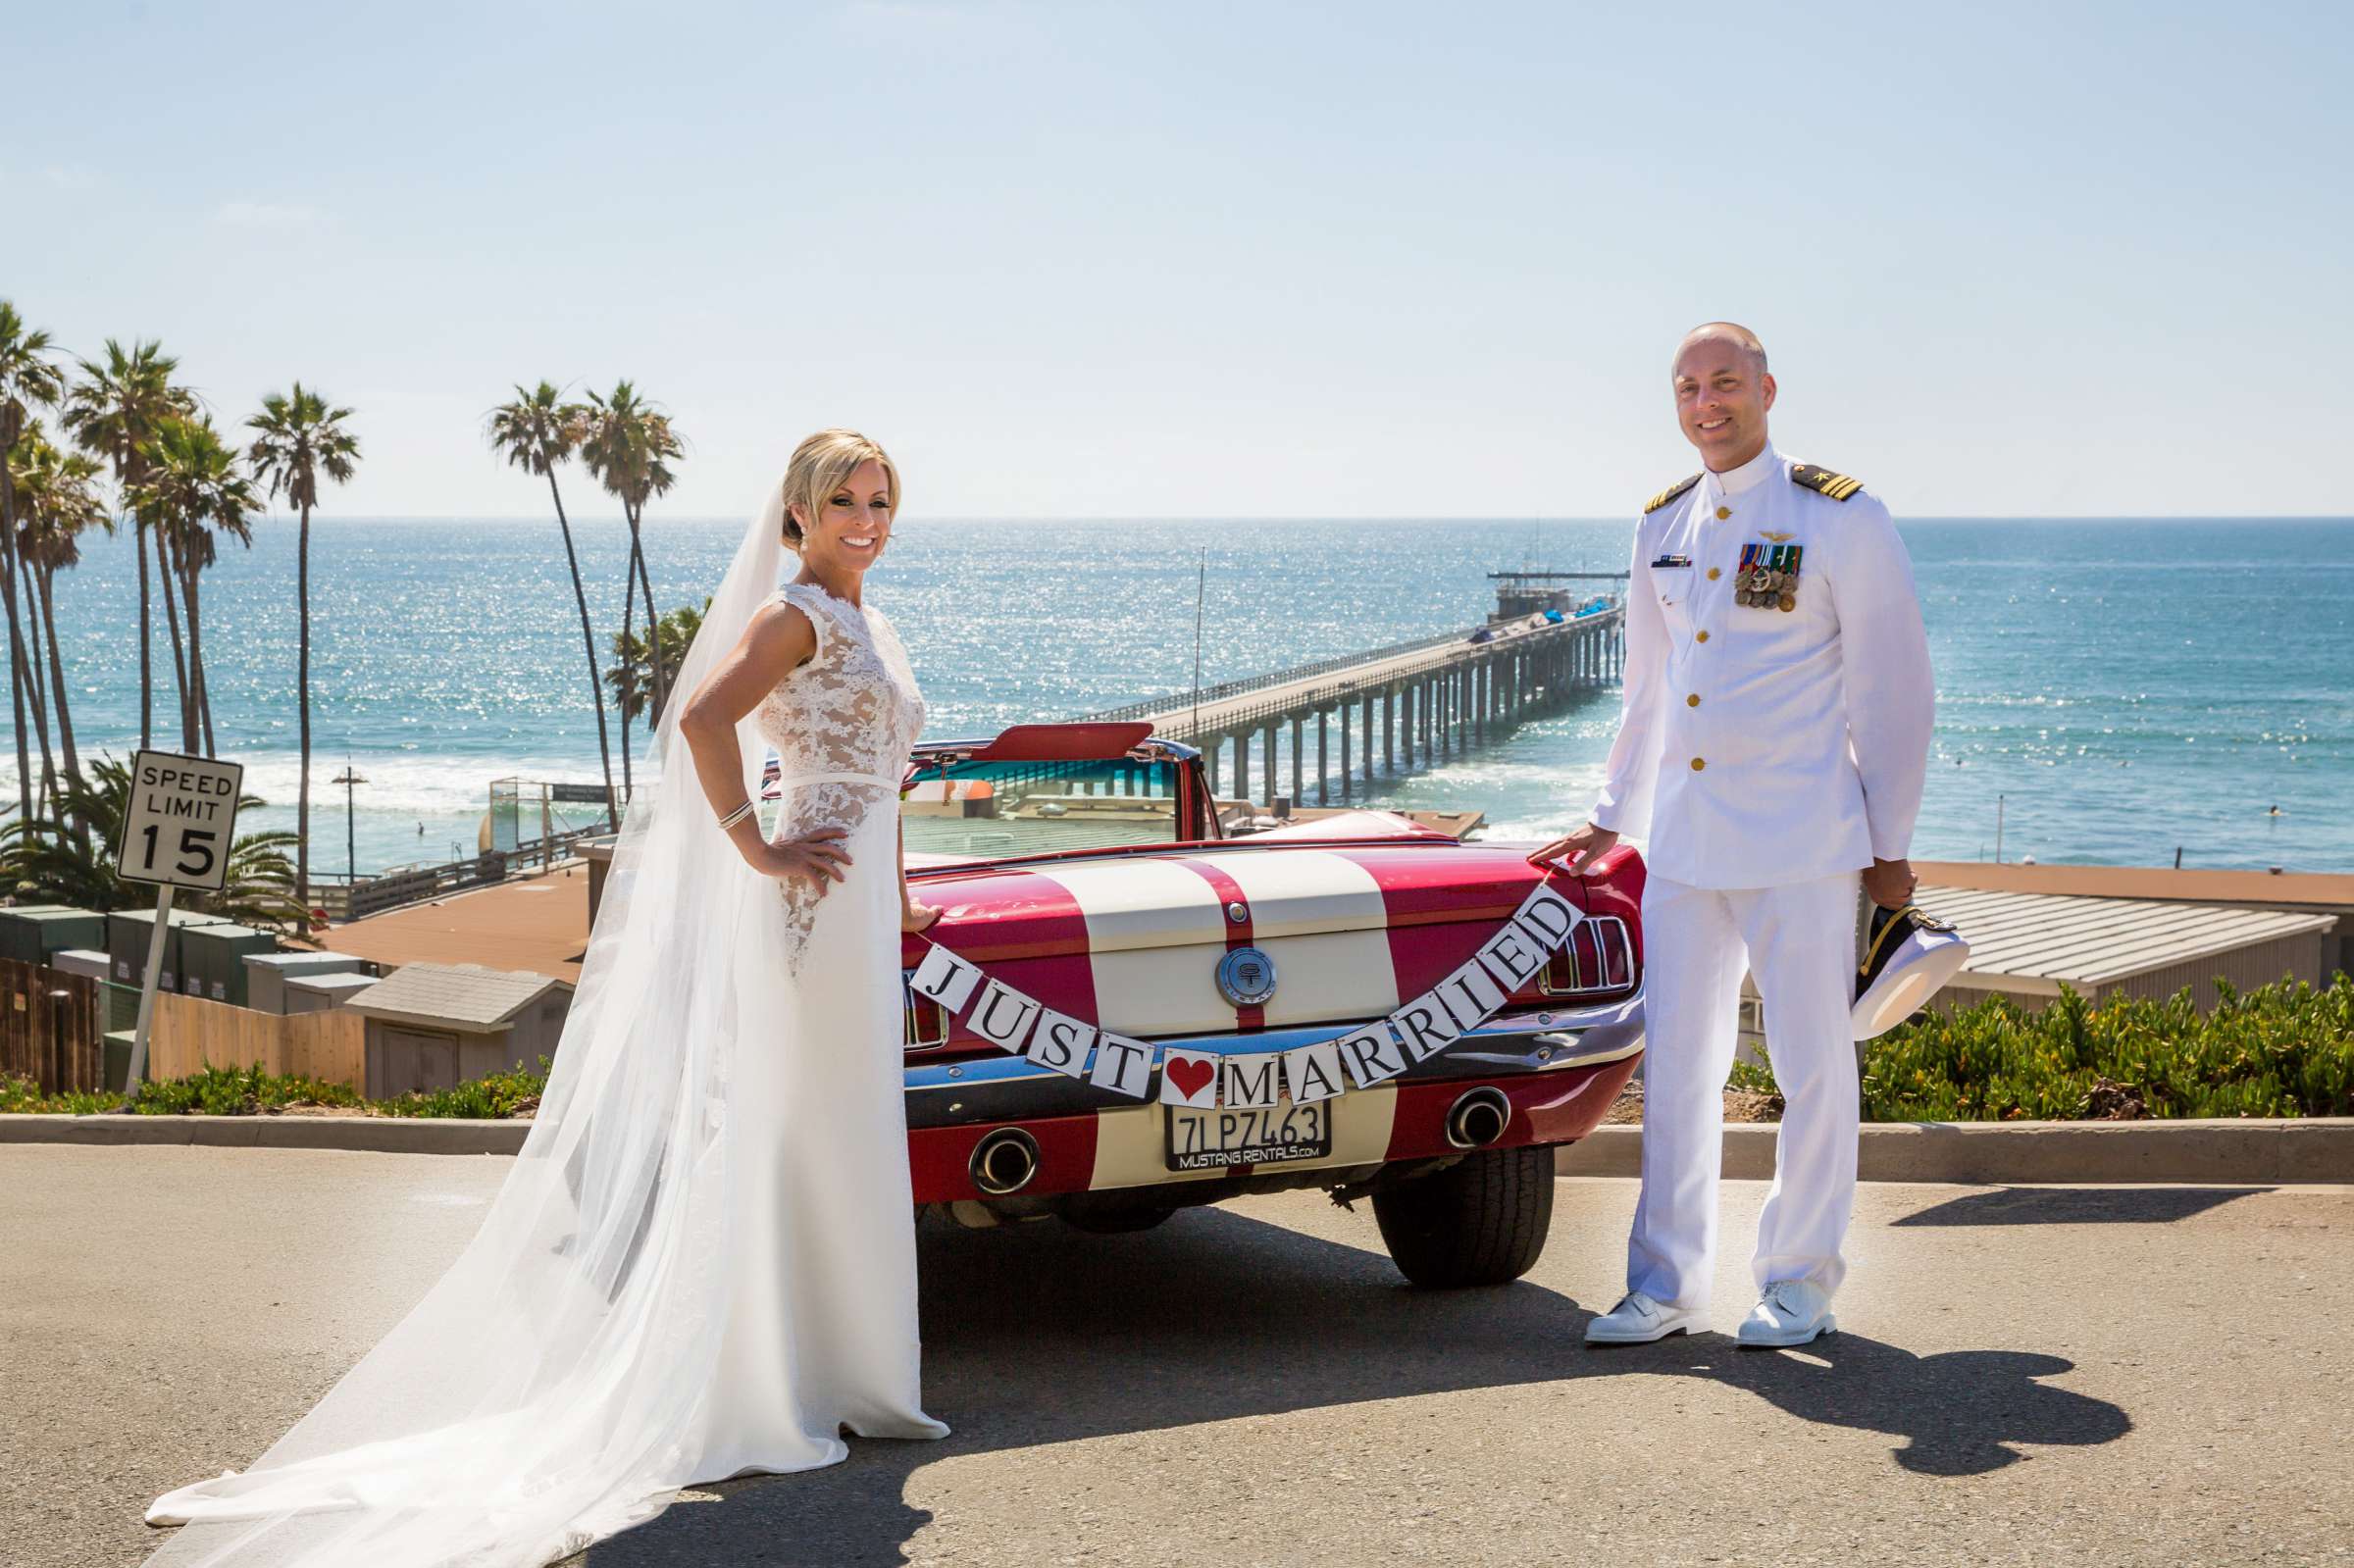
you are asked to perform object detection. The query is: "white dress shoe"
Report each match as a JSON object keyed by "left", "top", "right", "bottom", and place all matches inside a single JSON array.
[
  {"left": 1584, "top": 1290, "right": 1704, "bottom": 1344},
  {"left": 1736, "top": 1279, "right": 1836, "bottom": 1347}
]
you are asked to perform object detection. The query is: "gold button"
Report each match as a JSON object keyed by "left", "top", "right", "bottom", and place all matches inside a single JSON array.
[
  {"left": 1687, "top": 693, "right": 1701, "bottom": 707},
  {"left": 1715, "top": 506, "right": 1731, "bottom": 520},
  {"left": 1695, "top": 631, "right": 1711, "bottom": 643},
  {"left": 1707, "top": 567, "right": 1721, "bottom": 581},
  {"left": 1690, "top": 757, "right": 1707, "bottom": 771}
]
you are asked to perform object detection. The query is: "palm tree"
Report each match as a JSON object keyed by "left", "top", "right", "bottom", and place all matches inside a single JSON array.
[
  {"left": 0, "top": 754, "right": 306, "bottom": 931},
  {"left": 487, "top": 382, "right": 619, "bottom": 829},
  {"left": 131, "top": 416, "right": 259, "bottom": 756},
  {"left": 0, "top": 302, "right": 67, "bottom": 825},
  {"left": 63, "top": 338, "right": 190, "bottom": 752},
  {"left": 577, "top": 382, "right": 684, "bottom": 765},
  {"left": 7, "top": 430, "right": 75, "bottom": 799},
  {"left": 9, "top": 432, "right": 106, "bottom": 816},
  {"left": 149, "top": 477, "right": 197, "bottom": 746},
  {"left": 247, "top": 384, "right": 360, "bottom": 905},
  {"left": 606, "top": 599, "right": 706, "bottom": 736}
]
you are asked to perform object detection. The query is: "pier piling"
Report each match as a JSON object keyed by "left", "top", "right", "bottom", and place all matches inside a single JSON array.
[{"left": 1081, "top": 599, "right": 1625, "bottom": 816}]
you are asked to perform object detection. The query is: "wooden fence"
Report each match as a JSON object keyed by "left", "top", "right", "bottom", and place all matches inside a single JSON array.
[
  {"left": 148, "top": 991, "right": 367, "bottom": 1089},
  {"left": 0, "top": 957, "right": 104, "bottom": 1094}
]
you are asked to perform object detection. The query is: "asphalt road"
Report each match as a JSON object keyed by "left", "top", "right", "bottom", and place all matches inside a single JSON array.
[{"left": 6, "top": 1146, "right": 2350, "bottom": 1568}]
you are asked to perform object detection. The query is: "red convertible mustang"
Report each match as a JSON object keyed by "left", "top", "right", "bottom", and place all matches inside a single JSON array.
[{"left": 893, "top": 722, "right": 1647, "bottom": 1288}]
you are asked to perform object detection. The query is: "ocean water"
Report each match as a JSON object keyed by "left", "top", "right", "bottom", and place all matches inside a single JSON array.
[{"left": 8, "top": 515, "right": 2349, "bottom": 877}]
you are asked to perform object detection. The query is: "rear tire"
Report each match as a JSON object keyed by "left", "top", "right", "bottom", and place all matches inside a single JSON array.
[{"left": 1371, "top": 1145, "right": 1556, "bottom": 1288}]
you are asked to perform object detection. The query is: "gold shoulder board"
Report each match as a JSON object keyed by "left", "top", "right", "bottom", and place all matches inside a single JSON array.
[
  {"left": 1790, "top": 463, "right": 1864, "bottom": 502},
  {"left": 1643, "top": 473, "right": 1702, "bottom": 514}
]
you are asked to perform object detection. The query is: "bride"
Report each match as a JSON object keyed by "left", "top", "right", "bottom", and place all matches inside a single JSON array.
[{"left": 141, "top": 430, "right": 949, "bottom": 1567}]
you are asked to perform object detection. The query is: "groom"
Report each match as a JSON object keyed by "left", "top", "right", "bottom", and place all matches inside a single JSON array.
[{"left": 1531, "top": 323, "right": 1933, "bottom": 1347}]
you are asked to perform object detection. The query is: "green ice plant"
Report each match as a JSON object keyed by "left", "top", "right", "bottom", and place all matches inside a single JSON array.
[
  {"left": 0, "top": 1056, "right": 552, "bottom": 1118},
  {"left": 1729, "top": 975, "right": 2354, "bottom": 1120}
]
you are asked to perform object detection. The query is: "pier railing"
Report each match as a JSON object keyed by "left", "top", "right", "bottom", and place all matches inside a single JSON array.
[
  {"left": 1080, "top": 627, "right": 1466, "bottom": 725},
  {"left": 1071, "top": 603, "right": 1626, "bottom": 807},
  {"left": 310, "top": 822, "right": 612, "bottom": 924}
]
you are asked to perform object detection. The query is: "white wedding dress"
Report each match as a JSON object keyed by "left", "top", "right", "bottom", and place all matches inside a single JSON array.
[
  {"left": 692, "top": 580, "right": 948, "bottom": 1476},
  {"left": 141, "top": 494, "right": 944, "bottom": 1568}
]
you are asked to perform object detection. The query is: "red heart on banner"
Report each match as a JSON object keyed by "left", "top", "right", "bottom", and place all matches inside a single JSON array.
[{"left": 1165, "top": 1056, "right": 1215, "bottom": 1101}]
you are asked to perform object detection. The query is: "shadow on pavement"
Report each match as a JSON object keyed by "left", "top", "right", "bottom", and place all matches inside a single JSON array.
[
  {"left": 1891, "top": 1186, "right": 2272, "bottom": 1227},
  {"left": 585, "top": 1205, "right": 2129, "bottom": 1565}
]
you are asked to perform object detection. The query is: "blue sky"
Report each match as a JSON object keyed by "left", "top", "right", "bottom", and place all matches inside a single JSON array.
[{"left": 7, "top": 1, "right": 2347, "bottom": 519}]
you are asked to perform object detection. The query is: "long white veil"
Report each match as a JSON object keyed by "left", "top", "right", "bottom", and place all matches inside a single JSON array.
[{"left": 143, "top": 489, "right": 793, "bottom": 1567}]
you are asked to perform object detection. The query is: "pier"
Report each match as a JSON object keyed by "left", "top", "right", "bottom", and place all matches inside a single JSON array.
[{"left": 1083, "top": 573, "right": 1626, "bottom": 808}]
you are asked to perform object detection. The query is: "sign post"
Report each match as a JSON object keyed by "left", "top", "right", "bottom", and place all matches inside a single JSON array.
[{"left": 111, "top": 749, "right": 243, "bottom": 1108}]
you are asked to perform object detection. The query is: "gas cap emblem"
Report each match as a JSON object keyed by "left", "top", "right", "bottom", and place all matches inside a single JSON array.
[{"left": 1216, "top": 946, "right": 1279, "bottom": 1008}]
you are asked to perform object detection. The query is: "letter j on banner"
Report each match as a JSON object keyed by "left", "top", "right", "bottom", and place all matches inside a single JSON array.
[{"left": 908, "top": 943, "right": 984, "bottom": 1012}]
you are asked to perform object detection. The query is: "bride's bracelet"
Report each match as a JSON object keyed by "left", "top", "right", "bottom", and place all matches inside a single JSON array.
[{"left": 715, "top": 799, "right": 757, "bottom": 832}]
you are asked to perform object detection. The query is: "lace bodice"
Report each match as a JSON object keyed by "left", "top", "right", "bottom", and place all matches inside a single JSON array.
[
  {"left": 749, "top": 582, "right": 926, "bottom": 959},
  {"left": 751, "top": 582, "right": 926, "bottom": 785}
]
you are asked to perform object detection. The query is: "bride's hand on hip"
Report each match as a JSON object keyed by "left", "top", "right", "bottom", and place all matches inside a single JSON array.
[{"left": 746, "top": 829, "right": 852, "bottom": 889}]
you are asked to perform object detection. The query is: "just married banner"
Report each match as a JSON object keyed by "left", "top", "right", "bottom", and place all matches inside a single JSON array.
[{"left": 905, "top": 884, "right": 1586, "bottom": 1108}]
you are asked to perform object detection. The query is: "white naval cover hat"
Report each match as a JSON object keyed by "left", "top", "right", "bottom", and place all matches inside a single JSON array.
[{"left": 1853, "top": 902, "right": 1970, "bottom": 1041}]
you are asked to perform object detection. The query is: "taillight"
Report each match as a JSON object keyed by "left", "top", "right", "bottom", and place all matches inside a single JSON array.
[
  {"left": 1538, "top": 915, "right": 1636, "bottom": 997},
  {"left": 903, "top": 985, "right": 951, "bottom": 1051}
]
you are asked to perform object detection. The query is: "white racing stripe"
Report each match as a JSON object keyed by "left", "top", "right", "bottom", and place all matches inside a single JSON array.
[
  {"left": 1196, "top": 850, "right": 1400, "bottom": 1026},
  {"left": 1038, "top": 858, "right": 1226, "bottom": 1037},
  {"left": 1035, "top": 858, "right": 1226, "bottom": 953},
  {"left": 1190, "top": 848, "right": 1389, "bottom": 936},
  {"left": 1042, "top": 849, "right": 1404, "bottom": 1039}
]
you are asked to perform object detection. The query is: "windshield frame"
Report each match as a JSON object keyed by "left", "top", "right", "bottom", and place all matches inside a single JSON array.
[{"left": 900, "top": 735, "right": 1218, "bottom": 855}]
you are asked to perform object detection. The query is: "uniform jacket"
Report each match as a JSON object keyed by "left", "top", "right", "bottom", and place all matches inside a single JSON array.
[{"left": 1590, "top": 442, "right": 1934, "bottom": 889}]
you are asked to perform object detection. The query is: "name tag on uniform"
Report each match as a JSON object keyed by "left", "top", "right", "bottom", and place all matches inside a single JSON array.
[{"left": 1650, "top": 554, "right": 1693, "bottom": 569}]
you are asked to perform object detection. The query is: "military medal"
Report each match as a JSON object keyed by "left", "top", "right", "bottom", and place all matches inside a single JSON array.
[{"left": 1738, "top": 538, "right": 1803, "bottom": 610}]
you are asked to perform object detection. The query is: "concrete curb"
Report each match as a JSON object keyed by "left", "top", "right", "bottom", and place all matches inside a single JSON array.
[
  {"left": 0, "top": 1114, "right": 528, "bottom": 1156},
  {"left": 1555, "top": 1119, "right": 2354, "bottom": 1185},
  {"left": 5, "top": 1113, "right": 2350, "bottom": 1184}
]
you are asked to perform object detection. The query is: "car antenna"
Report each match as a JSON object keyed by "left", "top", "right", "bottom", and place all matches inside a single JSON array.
[{"left": 1191, "top": 546, "right": 1206, "bottom": 741}]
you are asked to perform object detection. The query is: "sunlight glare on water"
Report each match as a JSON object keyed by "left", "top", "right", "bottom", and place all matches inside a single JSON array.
[{"left": 19, "top": 515, "right": 2349, "bottom": 875}]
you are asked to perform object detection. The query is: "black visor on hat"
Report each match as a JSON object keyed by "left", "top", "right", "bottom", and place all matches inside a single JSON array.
[{"left": 1853, "top": 902, "right": 1970, "bottom": 1041}]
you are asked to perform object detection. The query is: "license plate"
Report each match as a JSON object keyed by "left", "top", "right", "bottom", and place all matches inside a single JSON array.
[{"left": 1163, "top": 1099, "right": 1333, "bottom": 1172}]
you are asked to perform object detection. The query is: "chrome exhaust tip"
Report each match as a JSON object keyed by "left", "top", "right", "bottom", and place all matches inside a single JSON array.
[
  {"left": 1445, "top": 1087, "right": 1511, "bottom": 1149},
  {"left": 969, "top": 1128, "right": 1042, "bottom": 1196}
]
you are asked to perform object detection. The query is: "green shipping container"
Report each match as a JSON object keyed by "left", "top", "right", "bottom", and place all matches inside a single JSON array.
[
  {"left": 179, "top": 924, "right": 281, "bottom": 1006},
  {"left": 0, "top": 906, "right": 109, "bottom": 966},
  {"left": 106, "top": 908, "right": 231, "bottom": 994},
  {"left": 102, "top": 1029, "right": 134, "bottom": 1094}
]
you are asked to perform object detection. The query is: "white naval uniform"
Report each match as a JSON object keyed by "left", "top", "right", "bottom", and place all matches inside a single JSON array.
[{"left": 1593, "top": 440, "right": 1933, "bottom": 1309}]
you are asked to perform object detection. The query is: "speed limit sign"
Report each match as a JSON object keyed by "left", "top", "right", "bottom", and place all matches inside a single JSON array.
[
  {"left": 115, "top": 749, "right": 243, "bottom": 891},
  {"left": 112, "top": 750, "right": 246, "bottom": 1106}
]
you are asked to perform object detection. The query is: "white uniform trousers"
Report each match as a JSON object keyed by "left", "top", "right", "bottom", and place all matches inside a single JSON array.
[{"left": 1627, "top": 869, "right": 1861, "bottom": 1309}]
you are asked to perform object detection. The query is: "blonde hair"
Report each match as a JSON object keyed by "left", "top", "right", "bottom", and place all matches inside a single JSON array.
[{"left": 780, "top": 429, "right": 899, "bottom": 549}]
